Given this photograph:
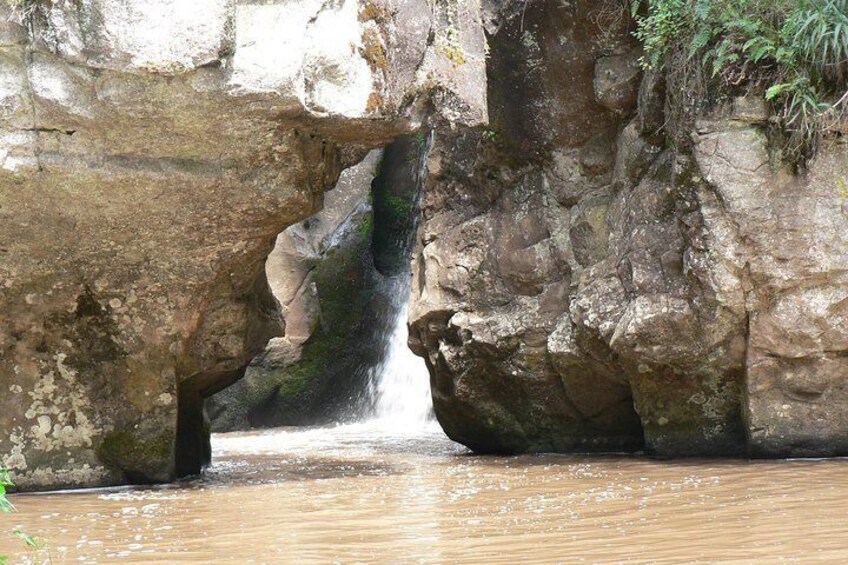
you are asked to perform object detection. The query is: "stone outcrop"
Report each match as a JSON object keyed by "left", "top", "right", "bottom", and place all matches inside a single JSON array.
[
  {"left": 206, "top": 153, "right": 381, "bottom": 430},
  {"left": 408, "top": 0, "right": 848, "bottom": 458},
  {"left": 409, "top": 0, "right": 649, "bottom": 455},
  {"left": 693, "top": 113, "right": 848, "bottom": 457},
  {"left": 207, "top": 133, "right": 428, "bottom": 431},
  {"left": 0, "top": 0, "right": 487, "bottom": 490}
]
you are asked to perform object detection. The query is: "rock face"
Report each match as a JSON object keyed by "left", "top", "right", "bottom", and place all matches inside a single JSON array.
[
  {"left": 693, "top": 116, "right": 848, "bottom": 457},
  {"left": 371, "top": 135, "right": 427, "bottom": 276},
  {"left": 409, "top": 0, "right": 848, "bottom": 458},
  {"left": 206, "top": 153, "right": 381, "bottom": 430},
  {"left": 0, "top": 0, "right": 487, "bottom": 490},
  {"left": 409, "top": 0, "right": 649, "bottom": 455},
  {"left": 207, "top": 134, "right": 428, "bottom": 431}
]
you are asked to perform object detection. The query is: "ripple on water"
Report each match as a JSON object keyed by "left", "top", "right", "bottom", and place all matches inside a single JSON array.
[{"left": 3, "top": 425, "right": 848, "bottom": 563}]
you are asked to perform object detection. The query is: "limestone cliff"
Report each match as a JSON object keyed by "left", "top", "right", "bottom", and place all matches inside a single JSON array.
[{"left": 0, "top": 0, "right": 487, "bottom": 490}]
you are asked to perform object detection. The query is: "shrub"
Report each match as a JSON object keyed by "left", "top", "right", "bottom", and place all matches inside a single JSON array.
[{"left": 632, "top": 0, "right": 848, "bottom": 161}]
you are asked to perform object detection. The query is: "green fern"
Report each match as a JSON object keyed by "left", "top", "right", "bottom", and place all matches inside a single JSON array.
[
  {"left": 788, "top": 0, "right": 848, "bottom": 81},
  {"left": 632, "top": 0, "right": 848, "bottom": 160}
]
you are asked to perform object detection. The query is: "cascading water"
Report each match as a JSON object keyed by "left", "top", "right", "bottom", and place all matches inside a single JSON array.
[
  {"left": 366, "top": 276, "right": 435, "bottom": 430},
  {"left": 362, "top": 131, "right": 436, "bottom": 431}
]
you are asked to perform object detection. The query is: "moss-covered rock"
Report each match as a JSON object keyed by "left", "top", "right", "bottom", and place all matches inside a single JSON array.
[
  {"left": 246, "top": 206, "right": 379, "bottom": 425},
  {"left": 97, "top": 430, "right": 175, "bottom": 484},
  {"left": 208, "top": 135, "right": 432, "bottom": 430},
  {"left": 371, "top": 134, "right": 426, "bottom": 276},
  {"left": 207, "top": 154, "right": 387, "bottom": 429}
]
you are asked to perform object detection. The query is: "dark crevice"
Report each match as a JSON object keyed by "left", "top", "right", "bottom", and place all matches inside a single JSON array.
[
  {"left": 22, "top": 127, "right": 76, "bottom": 136},
  {"left": 371, "top": 133, "right": 428, "bottom": 276},
  {"left": 175, "top": 258, "right": 283, "bottom": 478},
  {"left": 176, "top": 366, "right": 247, "bottom": 477}
]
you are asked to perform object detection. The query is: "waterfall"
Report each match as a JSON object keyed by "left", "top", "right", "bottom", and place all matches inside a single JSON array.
[
  {"left": 361, "top": 132, "right": 435, "bottom": 431},
  {"left": 366, "top": 276, "right": 434, "bottom": 430}
]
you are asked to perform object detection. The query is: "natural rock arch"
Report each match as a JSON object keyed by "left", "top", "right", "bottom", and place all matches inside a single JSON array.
[{"left": 0, "top": 0, "right": 488, "bottom": 490}]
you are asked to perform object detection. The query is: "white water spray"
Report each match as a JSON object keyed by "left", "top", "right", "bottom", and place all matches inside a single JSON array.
[
  {"left": 366, "top": 277, "right": 435, "bottom": 431},
  {"left": 359, "top": 133, "right": 436, "bottom": 433}
]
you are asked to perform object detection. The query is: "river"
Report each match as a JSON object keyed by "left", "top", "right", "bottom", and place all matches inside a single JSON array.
[
  {"left": 2, "top": 420, "right": 848, "bottom": 564},
  {"left": 4, "top": 190, "right": 848, "bottom": 563}
]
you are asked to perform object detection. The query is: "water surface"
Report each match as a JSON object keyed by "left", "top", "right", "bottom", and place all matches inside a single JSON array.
[{"left": 2, "top": 423, "right": 847, "bottom": 564}]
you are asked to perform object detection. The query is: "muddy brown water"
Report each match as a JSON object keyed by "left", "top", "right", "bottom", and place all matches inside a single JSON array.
[{"left": 2, "top": 423, "right": 847, "bottom": 564}]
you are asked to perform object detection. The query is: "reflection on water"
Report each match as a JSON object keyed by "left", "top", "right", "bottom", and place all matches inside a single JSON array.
[{"left": 2, "top": 423, "right": 847, "bottom": 564}]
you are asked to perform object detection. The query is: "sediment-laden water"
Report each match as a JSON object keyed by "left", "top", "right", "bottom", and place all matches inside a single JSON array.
[
  {"left": 2, "top": 422, "right": 848, "bottom": 564},
  {"left": 3, "top": 134, "right": 844, "bottom": 564}
]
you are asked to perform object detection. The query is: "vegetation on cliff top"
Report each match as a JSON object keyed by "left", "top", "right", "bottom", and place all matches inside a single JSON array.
[{"left": 632, "top": 0, "right": 848, "bottom": 160}]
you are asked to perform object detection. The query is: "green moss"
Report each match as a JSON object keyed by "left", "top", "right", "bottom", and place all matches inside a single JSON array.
[
  {"left": 414, "top": 130, "right": 428, "bottom": 151},
  {"left": 370, "top": 136, "right": 422, "bottom": 275},
  {"left": 375, "top": 190, "right": 414, "bottom": 225},
  {"left": 358, "top": 213, "right": 373, "bottom": 238},
  {"left": 264, "top": 210, "right": 375, "bottom": 412}
]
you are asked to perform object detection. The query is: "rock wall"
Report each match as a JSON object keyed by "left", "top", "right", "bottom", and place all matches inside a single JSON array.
[
  {"left": 206, "top": 153, "right": 381, "bottom": 430},
  {"left": 693, "top": 113, "right": 848, "bottom": 457},
  {"left": 0, "top": 0, "right": 487, "bottom": 490},
  {"left": 4, "top": 0, "right": 848, "bottom": 492},
  {"left": 409, "top": 0, "right": 848, "bottom": 458}
]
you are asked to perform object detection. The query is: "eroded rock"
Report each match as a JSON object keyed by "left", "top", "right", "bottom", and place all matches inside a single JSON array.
[
  {"left": 409, "top": 0, "right": 848, "bottom": 459},
  {"left": 0, "top": 0, "right": 488, "bottom": 490},
  {"left": 409, "top": 1, "right": 647, "bottom": 455},
  {"left": 694, "top": 119, "right": 848, "bottom": 457},
  {"left": 206, "top": 152, "right": 382, "bottom": 430}
]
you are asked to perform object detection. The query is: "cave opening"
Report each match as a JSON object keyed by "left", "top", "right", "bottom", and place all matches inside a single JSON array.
[{"left": 174, "top": 134, "right": 432, "bottom": 478}]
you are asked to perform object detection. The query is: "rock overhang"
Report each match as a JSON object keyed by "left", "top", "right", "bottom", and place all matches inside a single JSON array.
[{"left": 0, "top": 0, "right": 488, "bottom": 490}]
